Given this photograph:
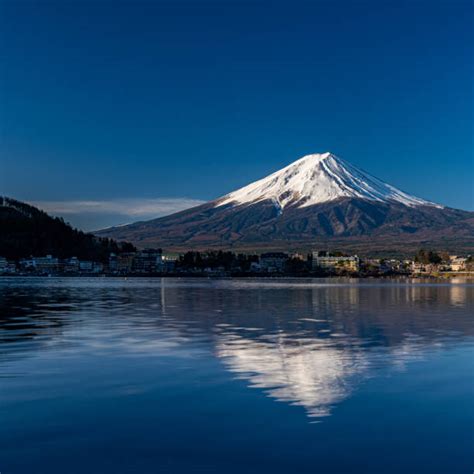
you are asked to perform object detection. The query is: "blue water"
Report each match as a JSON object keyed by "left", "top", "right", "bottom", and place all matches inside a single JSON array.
[{"left": 0, "top": 277, "right": 473, "bottom": 473}]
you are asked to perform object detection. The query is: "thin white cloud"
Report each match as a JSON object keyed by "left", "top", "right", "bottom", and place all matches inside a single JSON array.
[
  {"left": 32, "top": 197, "right": 206, "bottom": 231},
  {"left": 34, "top": 198, "right": 205, "bottom": 217}
]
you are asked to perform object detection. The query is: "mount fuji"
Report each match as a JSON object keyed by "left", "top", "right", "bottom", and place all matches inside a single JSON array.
[{"left": 96, "top": 153, "right": 473, "bottom": 255}]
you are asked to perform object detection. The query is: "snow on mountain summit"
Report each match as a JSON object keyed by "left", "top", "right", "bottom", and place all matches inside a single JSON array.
[{"left": 216, "top": 152, "right": 441, "bottom": 210}]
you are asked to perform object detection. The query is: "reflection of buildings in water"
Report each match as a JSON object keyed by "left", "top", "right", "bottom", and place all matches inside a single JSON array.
[
  {"left": 449, "top": 284, "right": 466, "bottom": 307},
  {"left": 405, "top": 281, "right": 469, "bottom": 308},
  {"left": 216, "top": 331, "right": 369, "bottom": 418},
  {"left": 160, "top": 277, "right": 167, "bottom": 315},
  {"left": 311, "top": 284, "right": 360, "bottom": 314},
  {"left": 347, "top": 285, "right": 360, "bottom": 306}
]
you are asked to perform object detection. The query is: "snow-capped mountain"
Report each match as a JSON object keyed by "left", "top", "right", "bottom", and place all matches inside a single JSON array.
[
  {"left": 96, "top": 152, "right": 473, "bottom": 255},
  {"left": 217, "top": 152, "right": 441, "bottom": 210}
]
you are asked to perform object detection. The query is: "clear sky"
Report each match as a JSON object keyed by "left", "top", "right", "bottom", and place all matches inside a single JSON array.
[{"left": 1, "top": 0, "right": 472, "bottom": 230}]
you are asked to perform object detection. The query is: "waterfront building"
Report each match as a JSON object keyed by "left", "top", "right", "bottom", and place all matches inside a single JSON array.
[
  {"left": 312, "top": 251, "right": 359, "bottom": 272},
  {"left": 108, "top": 253, "right": 118, "bottom": 272},
  {"left": 260, "top": 252, "right": 288, "bottom": 272},
  {"left": 0, "top": 257, "right": 16, "bottom": 274},
  {"left": 133, "top": 248, "right": 163, "bottom": 273},
  {"left": 22, "top": 255, "right": 60, "bottom": 273},
  {"left": 64, "top": 257, "right": 80, "bottom": 273},
  {"left": 19, "top": 258, "right": 36, "bottom": 270},
  {"left": 79, "top": 261, "right": 94, "bottom": 272},
  {"left": 449, "top": 256, "right": 467, "bottom": 272},
  {"left": 250, "top": 261, "right": 262, "bottom": 273},
  {"left": 161, "top": 257, "right": 176, "bottom": 273},
  {"left": 117, "top": 253, "right": 136, "bottom": 273}
]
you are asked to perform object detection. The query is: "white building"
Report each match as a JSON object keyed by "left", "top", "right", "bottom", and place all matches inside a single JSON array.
[
  {"left": 24, "top": 255, "right": 60, "bottom": 273},
  {"left": 312, "top": 252, "right": 359, "bottom": 272},
  {"left": 449, "top": 256, "right": 467, "bottom": 272}
]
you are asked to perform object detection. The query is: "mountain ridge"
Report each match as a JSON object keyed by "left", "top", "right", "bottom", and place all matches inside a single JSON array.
[{"left": 0, "top": 196, "right": 136, "bottom": 261}]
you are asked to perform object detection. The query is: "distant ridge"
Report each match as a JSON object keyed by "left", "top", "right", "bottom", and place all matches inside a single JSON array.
[
  {"left": 0, "top": 196, "right": 135, "bottom": 260},
  {"left": 96, "top": 153, "right": 474, "bottom": 256}
]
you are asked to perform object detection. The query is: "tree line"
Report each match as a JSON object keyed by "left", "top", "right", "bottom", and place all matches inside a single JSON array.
[{"left": 0, "top": 196, "right": 135, "bottom": 261}]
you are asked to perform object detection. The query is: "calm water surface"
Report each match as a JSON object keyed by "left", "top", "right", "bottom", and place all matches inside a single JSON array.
[{"left": 0, "top": 277, "right": 473, "bottom": 473}]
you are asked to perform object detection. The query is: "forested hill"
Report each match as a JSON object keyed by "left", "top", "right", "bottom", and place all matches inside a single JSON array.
[{"left": 0, "top": 196, "right": 135, "bottom": 261}]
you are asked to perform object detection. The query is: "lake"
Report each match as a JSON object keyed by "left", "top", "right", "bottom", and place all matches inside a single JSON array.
[{"left": 0, "top": 277, "right": 473, "bottom": 473}]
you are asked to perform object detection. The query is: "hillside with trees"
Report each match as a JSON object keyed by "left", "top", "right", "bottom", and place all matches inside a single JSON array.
[{"left": 0, "top": 197, "right": 135, "bottom": 261}]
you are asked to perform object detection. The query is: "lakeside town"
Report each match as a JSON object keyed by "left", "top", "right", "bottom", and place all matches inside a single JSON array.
[{"left": 1, "top": 248, "right": 472, "bottom": 278}]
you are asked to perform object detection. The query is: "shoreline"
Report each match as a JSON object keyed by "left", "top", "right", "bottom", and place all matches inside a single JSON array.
[{"left": 2, "top": 273, "right": 473, "bottom": 280}]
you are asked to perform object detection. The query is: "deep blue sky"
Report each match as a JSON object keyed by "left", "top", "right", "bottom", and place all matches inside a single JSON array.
[{"left": 1, "top": 0, "right": 472, "bottom": 229}]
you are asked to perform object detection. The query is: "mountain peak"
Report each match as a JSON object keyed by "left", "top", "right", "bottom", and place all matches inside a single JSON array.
[
  {"left": 216, "top": 152, "right": 442, "bottom": 210},
  {"left": 308, "top": 151, "right": 332, "bottom": 159}
]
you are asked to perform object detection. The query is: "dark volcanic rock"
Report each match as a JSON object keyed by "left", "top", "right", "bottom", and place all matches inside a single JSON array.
[{"left": 96, "top": 198, "right": 474, "bottom": 256}]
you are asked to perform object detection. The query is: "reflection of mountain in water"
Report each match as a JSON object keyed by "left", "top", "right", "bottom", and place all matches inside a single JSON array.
[
  {"left": 1, "top": 278, "right": 473, "bottom": 418},
  {"left": 216, "top": 332, "right": 369, "bottom": 418},
  {"left": 209, "top": 281, "right": 474, "bottom": 418}
]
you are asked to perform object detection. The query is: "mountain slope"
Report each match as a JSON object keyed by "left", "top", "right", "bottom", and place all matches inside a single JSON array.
[
  {"left": 96, "top": 153, "right": 474, "bottom": 255},
  {"left": 0, "top": 196, "right": 135, "bottom": 260}
]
